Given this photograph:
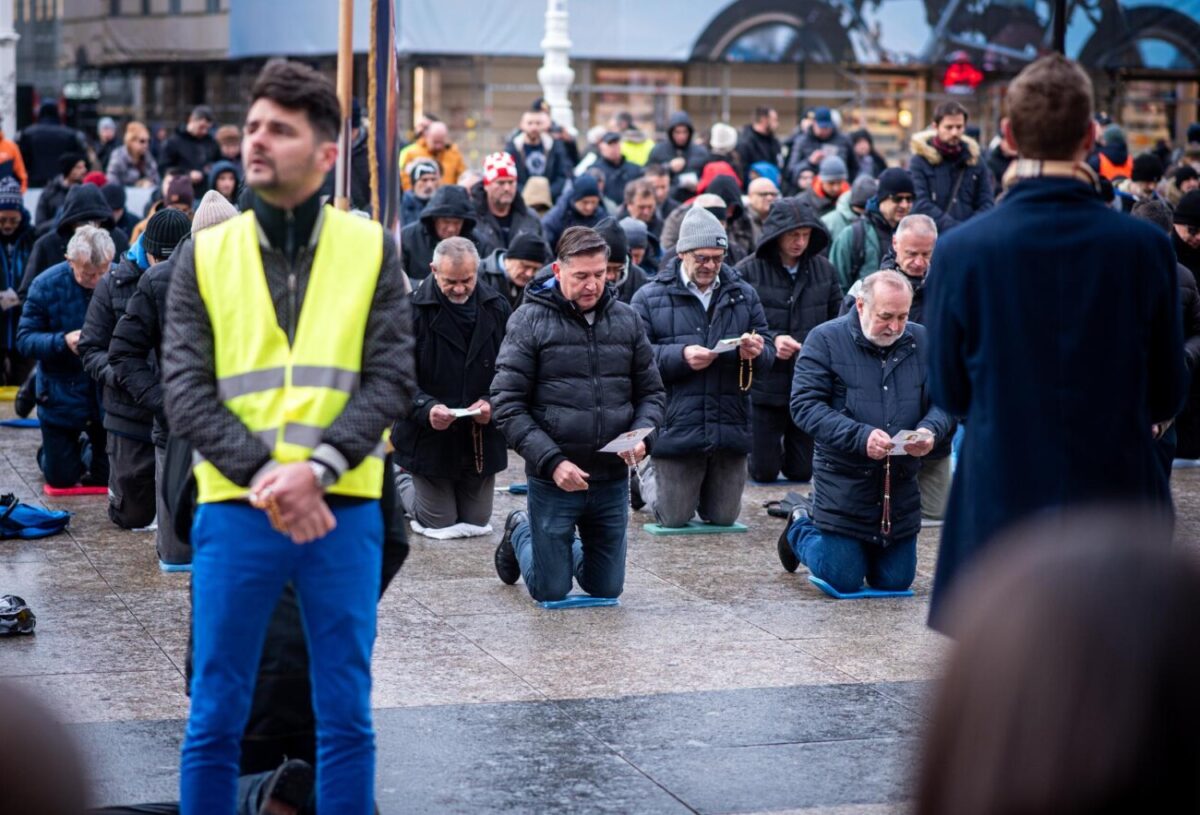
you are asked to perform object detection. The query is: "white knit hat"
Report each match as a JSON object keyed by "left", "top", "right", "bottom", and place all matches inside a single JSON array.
[
  {"left": 191, "top": 190, "right": 239, "bottom": 235},
  {"left": 710, "top": 122, "right": 738, "bottom": 153}
]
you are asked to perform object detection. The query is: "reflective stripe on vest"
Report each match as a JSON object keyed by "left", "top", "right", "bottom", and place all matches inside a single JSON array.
[
  {"left": 1098, "top": 152, "right": 1133, "bottom": 181},
  {"left": 192, "top": 207, "right": 386, "bottom": 503}
]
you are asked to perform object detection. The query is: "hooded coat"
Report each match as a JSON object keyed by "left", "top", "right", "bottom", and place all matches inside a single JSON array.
[
  {"left": 478, "top": 249, "right": 528, "bottom": 312},
  {"left": 909, "top": 131, "right": 994, "bottom": 232},
  {"left": 391, "top": 276, "right": 511, "bottom": 479},
  {"left": 400, "top": 185, "right": 492, "bottom": 282},
  {"left": 22, "top": 185, "right": 127, "bottom": 298},
  {"left": 0, "top": 204, "right": 35, "bottom": 357},
  {"left": 540, "top": 181, "right": 607, "bottom": 252},
  {"left": 790, "top": 310, "right": 951, "bottom": 544},
  {"left": 207, "top": 160, "right": 243, "bottom": 203},
  {"left": 470, "top": 181, "right": 544, "bottom": 251},
  {"left": 924, "top": 175, "right": 1186, "bottom": 628},
  {"left": 785, "top": 125, "right": 855, "bottom": 194},
  {"left": 630, "top": 259, "right": 773, "bottom": 459},
  {"left": 734, "top": 198, "right": 842, "bottom": 408},
  {"left": 79, "top": 253, "right": 156, "bottom": 440},
  {"left": 647, "top": 112, "right": 709, "bottom": 181},
  {"left": 491, "top": 270, "right": 666, "bottom": 482},
  {"left": 848, "top": 130, "right": 887, "bottom": 179}
]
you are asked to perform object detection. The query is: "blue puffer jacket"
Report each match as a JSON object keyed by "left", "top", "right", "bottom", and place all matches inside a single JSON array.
[
  {"left": 16, "top": 261, "right": 102, "bottom": 429},
  {"left": 630, "top": 259, "right": 773, "bottom": 458},
  {"left": 790, "top": 310, "right": 951, "bottom": 544}
]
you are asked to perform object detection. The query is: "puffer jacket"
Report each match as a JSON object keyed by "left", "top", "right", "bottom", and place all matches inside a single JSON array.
[
  {"left": 79, "top": 253, "right": 155, "bottom": 440},
  {"left": 491, "top": 271, "right": 665, "bottom": 482},
  {"left": 469, "top": 181, "right": 544, "bottom": 251},
  {"left": 646, "top": 111, "right": 709, "bottom": 182},
  {"left": 540, "top": 186, "right": 607, "bottom": 253},
  {"left": 399, "top": 185, "right": 493, "bottom": 282},
  {"left": 630, "top": 260, "right": 772, "bottom": 458},
  {"left": 400, "top": 190, "right": 430, "bottom": 227},
  {"left": 392, "top": 276, "right": 510, "bottom": 479},
  {"left": 163, "top": 197, "right": 415, "bottom": 490},
  {"left": 109, "top": 254, "right": 175, "bottom": 447},
  {"left": 16, "top": 261, "right": 102, "bottom": 428},
  {"left": 734, "top": 198, "right": 841, "bottom": 408},
  {"left": 909, "top": 131, "right": 994, "bottom": 232},
  {"left": 22, "top": 184, "right": 126, "bottom": 298},
  {"left": 790, "top": 310, "right": 951, "bottom": 543}
]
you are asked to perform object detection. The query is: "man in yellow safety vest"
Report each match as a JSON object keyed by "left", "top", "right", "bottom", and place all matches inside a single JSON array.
[{"left": 162, "top": 60, "right": 412, "bottom": 815}]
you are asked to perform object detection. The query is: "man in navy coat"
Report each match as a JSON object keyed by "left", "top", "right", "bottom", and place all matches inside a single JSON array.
[{"left": 924, "top": 54, "right": 1187, "bottom": 629}]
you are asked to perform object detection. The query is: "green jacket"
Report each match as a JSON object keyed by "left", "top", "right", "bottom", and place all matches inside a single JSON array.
[
  {"left": 821, "top": 189, "right": 860, "bottom": 245},
  {"left": 829, "top": 208, "right": 888, "bottom": 295}
]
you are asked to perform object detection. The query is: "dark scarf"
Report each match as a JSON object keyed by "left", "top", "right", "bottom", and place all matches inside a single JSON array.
[
  {"left": 435, "top": 282, "right": 479, "bottom": 343},
  {"left": 253, "top": 189, "right": 323, "bottom": 261},
  {"left": 931, "top": 136, "right": 964, "bottom": 160}
]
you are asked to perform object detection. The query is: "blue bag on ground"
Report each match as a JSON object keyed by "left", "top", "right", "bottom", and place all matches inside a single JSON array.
[{"left": 0, "top": 493, "right": 72, "bottom": 539}]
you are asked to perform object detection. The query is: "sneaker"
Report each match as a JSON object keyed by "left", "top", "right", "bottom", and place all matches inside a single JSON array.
[
  {"left": 494, "top": 509, "right": 525, "bottom": 585},
  {"left": 776, "top": 503, "right": 810, "bottom": 574},
  {"left": 257, "top": 758, "right": 314, "bottom": 815}
]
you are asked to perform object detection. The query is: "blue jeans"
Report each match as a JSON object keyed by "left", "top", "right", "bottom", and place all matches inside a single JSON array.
[
  {"left": 786, "top": 515, "right": 916, "bottom": 594},
  {"left": 511, "top": 476, "right": 628, "bottom": 602},
  {"left": 181, "top": 500, "right": 382, "bottom": 815}
]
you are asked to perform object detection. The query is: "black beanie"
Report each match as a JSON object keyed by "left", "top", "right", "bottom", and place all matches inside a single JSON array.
[
  {"left": 100, "top": 182, "right": 126, "bottom": 212},
  {"left": 506, "top": 232, "right": 548, "bottom": 264},
  {"left": 876, "top": 167, "right": 915, "bottom": 200},
  {"left": 58, "top": 152, "right": 85, "bottom": 177},
  {"left": 1175, "top": 165, "right": 1199, "bottom": 185},
  {"left": 142, "top": 208, "right": 192, "bottom": 260},
  {"left": 1175, "top": 190, "right": 1200, "bottom": 228},
  {"left": 1131, "top": 153, "right": 1163, "bottom": 183},
  {"left": 596, "top": 217, "right": 629, "bottom": 265}
]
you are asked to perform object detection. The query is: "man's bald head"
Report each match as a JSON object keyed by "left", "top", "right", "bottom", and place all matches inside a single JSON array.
[
  {"left": 425, "top": 121, "right": 448, "bottom": 151},
  {"left": 747, "top": 177, "right": 781, "bottom": 219}
]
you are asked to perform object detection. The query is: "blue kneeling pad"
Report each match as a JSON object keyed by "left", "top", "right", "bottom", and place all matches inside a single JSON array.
[
  {"left": 538, "top": 595, "right": 620, "bottom": 610},
  {"left": 0, "top": 418, "right": 39, "bottom": 428},
  {"left": 808, "top": 575, "right": 914, "bottom": 600},
  {"left": 498, "top": 483, "right": 528, "bottom": 494},
  {"left": 643, "top": 521, "right": 748, "bottom": 536}
]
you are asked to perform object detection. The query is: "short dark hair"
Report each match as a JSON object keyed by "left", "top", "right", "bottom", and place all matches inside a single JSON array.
[
  {"left": 753, "top": 106, "right": 775, "bottom": 121},
  {"left": 623, "top": 178, "right": 655, "bottom": 205},
  {"left": 1005, "top": 54, "right": 1093, "bottom": 161},
  {"left": 557, "top": 226, "right": 610, "bottom": 264},
  {"left": 1132, "top": 199, "right": 1174, "bottom": 234},
  {"left": 643, "top": 163, "right": 669, "bottom": 179},
  {"left": 250, "top": 60, "right": 341, "bottom": 143},
  {"left": 932, "top": 101, "right": 969, "bottom": 125}
]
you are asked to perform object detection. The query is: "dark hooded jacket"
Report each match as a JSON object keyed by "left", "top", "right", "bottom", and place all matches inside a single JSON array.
[
  {"left": 208, "top": 160, "right": 243, "bottom": 204},
  {"left": 400, "top": 190, "right": 430, "bottom": 227},
  {"left": 790, "top": 310, "right": 951, "bottom": 544},
  {"left": 593, "top": 155, "right": 644, "bottom": 205},
  {"left": 491, "top": 270, "right": 666, "bottom": 482},
  {"left": 540, "top": 180, "right": 608, "bottom": 252},
  {"left": 400, "top": 185, "right": 493, "bottom": 282},
  {"left": 594, "top": 217, "right": 650, "bottom": 304},
  {"left": 161, "top": 123, "right": 220, "bottom": 183},
  {"left": 734, "top": 198, "right": 842, "bottom": 407},
  {"left": 909, "top": 131, "right": 994, "bottom": 232},
  {"left": 109, "top": 254, "right": 176, "bottom": 447},
  {"left": 647, "top": 112, "right": 709, "bottom": 182},
  {"left": 470, "top": 181, "right": 544, "bottom": 251},
  {"left": 22, "top": 184, "right": 128, "bottom": 298},
  {"left": 35, "top": 176, "right": 73, "bottom": 226},
  {"left": 0, "top": 204, "right": 35, "bottom": 355},
  {"left": 79, "top": 252, "right": 156, "bottom": 440},
  {"left": 785, "top": 125, "right": 855, "bottom": 194},
  {"left": 737, "top": 124, "right": 783, "bottom": 186},
  {"left": 17, "top": 104, "right": 88, "bottom": 187},
  {"left": 848, "top": 130, "right": 887, "bottom": 179},
  {"left": 630, "top": 259, "right": 773, "bottom": 458},
  {"left": 392, "top": 275, "right": 510, "bottom": 479},
  {"left": 478, "top": 248, "right": 527, "bottom": 312}
]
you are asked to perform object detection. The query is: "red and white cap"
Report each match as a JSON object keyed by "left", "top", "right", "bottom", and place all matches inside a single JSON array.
[{"left": 483, "top": 151, "right": 518, "bottom": 186}]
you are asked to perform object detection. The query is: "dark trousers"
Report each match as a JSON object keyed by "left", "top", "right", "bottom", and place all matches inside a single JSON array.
[
  {"left": 749, "top": 402, "right": 814, "bottom": 483},
  {"left": 38, "top": 420, "right": 108, "bottom": 488},
  {"left": 107, "top": 432, "right": 157, "bottom": 529}
]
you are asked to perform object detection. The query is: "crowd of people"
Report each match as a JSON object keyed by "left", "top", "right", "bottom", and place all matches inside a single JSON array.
[{"left": 2, "top": 50, "right": 1200, "bottom": 814}]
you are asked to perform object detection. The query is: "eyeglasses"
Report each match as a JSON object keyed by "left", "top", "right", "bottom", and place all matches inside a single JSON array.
[
  {"left": 890, "top": 194, "right": 915, "bottom": 204},
  {"left": 752, "top": 191, "right": 780, "bottom": 198},
  {"left": 690, "top": 252, "right": 725, "bottom": 268}
]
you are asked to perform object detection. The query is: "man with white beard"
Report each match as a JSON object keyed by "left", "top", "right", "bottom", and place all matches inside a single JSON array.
[{"left": 775, "top": 270, "right": 951, "bottom": 595}]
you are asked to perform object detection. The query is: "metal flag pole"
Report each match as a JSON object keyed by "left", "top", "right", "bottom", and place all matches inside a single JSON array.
[{"left": 334, "top": 0, "right": 354, "bottom": 211}]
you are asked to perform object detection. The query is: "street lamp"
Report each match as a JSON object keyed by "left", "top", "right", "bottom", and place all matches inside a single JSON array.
[{"left": 537, "top": 0, "right": 574, "bottom": 131}]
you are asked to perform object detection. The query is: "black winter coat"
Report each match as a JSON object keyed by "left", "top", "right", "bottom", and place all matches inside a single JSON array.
[
  {"left": 161, "top": 125, "right": 220, "bottom": 179},
  {"left": 737, "top": 125, "right": 783, "bottom": 184},
  {"left": 18, "top": 121, "right": 88, "bottom": 187},
  {"left": 109, "top": 255, "right": 174, "bottom": 447},
  {"left": 791, "top": 311, "right": 950, "bottom": 544},
  {"left": 785, "top": 127, "right": 855, "bottom": 193},
  {"left": 735, "top": 198, "right": 842, "bottom": 407},
  {"left": 392, "top": 278, "right": 510, "bottom": 479},
  {"left": 909, "top": 132, "right": 994, "bottom": 232},
  {"left": 492, "top": 272, "right": 665, "bottom": 482},
  {"left": 79, "top": 255, "right": 154, "bottom": 439},
  {"left": 631, "top": 261, "right": 772, "bottom": 458},
  {"left": 16, "top": 262, "right": 102, "bottom": 429},
  {"left": 22, "top": 184, "right": 127, "bottom": 298},
  {"left": 647, "top": 112, "right": 709, "bottom": 184},
  {"left": 400, "top": 185, "right": 492, "bottom": 282},
  {"left": 593, "top": 157, "right": 644, "bottom": 205},
  {"left": 469, "top": 182, "right": 544, "bottom": 251}
]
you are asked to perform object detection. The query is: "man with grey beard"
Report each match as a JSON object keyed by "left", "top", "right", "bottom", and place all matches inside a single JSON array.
[{"left": 775, "top": 270, "right": 951, "bottom": 595}]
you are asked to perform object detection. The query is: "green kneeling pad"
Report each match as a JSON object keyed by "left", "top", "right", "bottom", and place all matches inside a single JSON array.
[{"left": 642, "top": 521, "right": 748, "bottom": 535}]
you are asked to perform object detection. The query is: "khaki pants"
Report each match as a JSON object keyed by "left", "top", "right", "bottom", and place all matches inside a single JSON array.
[{"left": 919, "top": 456, "right": 952, "bottom": 520}]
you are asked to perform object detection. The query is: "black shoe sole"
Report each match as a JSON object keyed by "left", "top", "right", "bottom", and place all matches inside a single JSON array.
[
  {"left": 258, "top": 759, "right": 314, "bottom": 814},
  {"left": 494, "top": 511, "right": 524, "bottom": 585},
  {"left": 777, "top": 526, "right": 800, "bottom": 573}
]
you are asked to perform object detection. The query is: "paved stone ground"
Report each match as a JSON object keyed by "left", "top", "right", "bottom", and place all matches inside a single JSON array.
[{"left": 4, "top": 401, "right": 1200, "bottom": 814}]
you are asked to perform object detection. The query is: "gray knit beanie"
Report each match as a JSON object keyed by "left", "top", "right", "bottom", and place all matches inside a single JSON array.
[
  {"left": 619, "top": 216, "right": 648, "bottom": 249},
  {"left": 850, "top": 176, "right": 878, "bottom": 209},
  {"left": 192, "top": 189, "right": 239, "bottom": 235},
  {"left": 676, "top": 205, "right": 728, "bottom": 254}
]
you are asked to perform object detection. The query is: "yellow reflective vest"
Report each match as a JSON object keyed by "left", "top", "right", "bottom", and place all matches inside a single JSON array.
[{"left": 192, "top": 206, "right": 385, "bottom": 503}]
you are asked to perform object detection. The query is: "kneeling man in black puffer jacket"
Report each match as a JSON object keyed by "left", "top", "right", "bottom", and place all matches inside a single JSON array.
[
  {"left": 491, "top": 226, "right": 665, "bottom": 603},
  {"left": 779, "top": 270, "right": 951, "bottom": 594}
]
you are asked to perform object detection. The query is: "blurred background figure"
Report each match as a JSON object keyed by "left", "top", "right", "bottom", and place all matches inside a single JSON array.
[
  {"left": 0, "top": 680, "right": 89, "bottom": 815},
  {"left": 917, "top": 510, "right": 1200, "bottom": 815}
]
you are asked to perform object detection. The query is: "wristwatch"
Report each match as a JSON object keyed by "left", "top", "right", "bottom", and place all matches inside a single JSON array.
[{"left": 308, "top": 460, "right": 337, "bottom": 490}]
